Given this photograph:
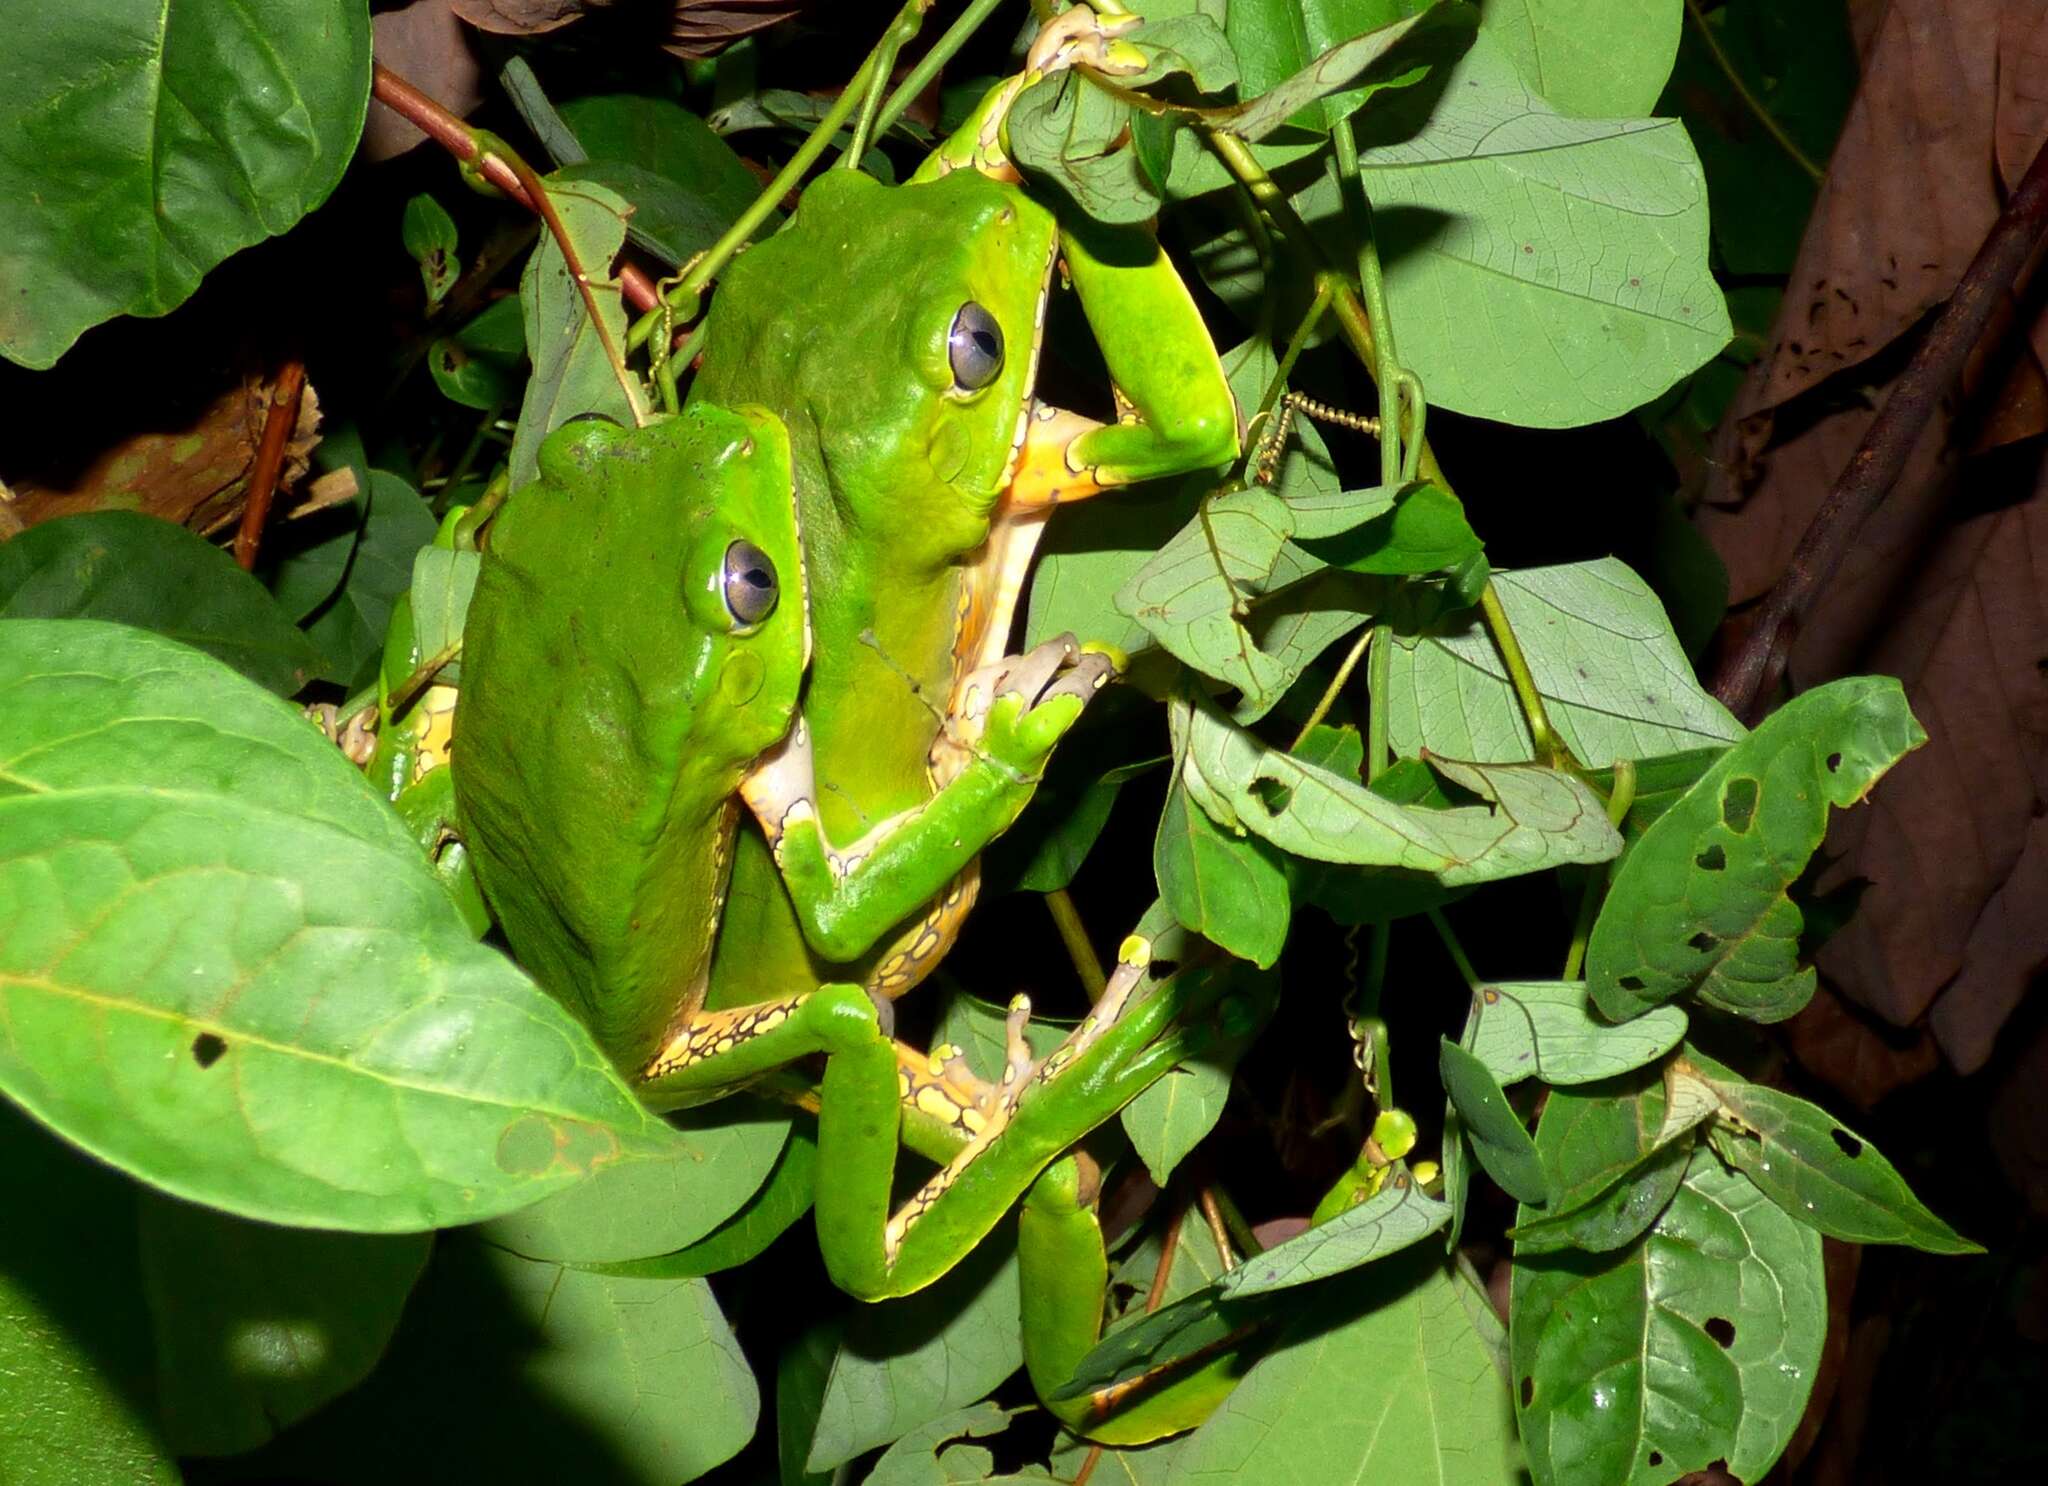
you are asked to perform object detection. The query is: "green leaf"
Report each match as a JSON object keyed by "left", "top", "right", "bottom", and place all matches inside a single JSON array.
[
  {"left": 987, "top": 750, "right": 1158, "bottom": 894},
  {"left": 1687, "top": 1053, "right": 1981, "bottom": 1253},
  {"left": 1440, "top": 1038, "right": 1548, "bottom": 1204},
  {"left": 1587, "top": 677, "right": 1927, "bottom": 1023},
  {"left": 1173, "top": 1254, "right": 1519, "bottom": 1484},
  {"left": 585, "top": 1123, "right": 819, "bottom": 1279},
  {"left": 0, "top": 512, "right": 324, "bottom": 695},
  {"left": 1464, "top": 979, "right": 1686, "bottom": 1085},
  {"left": 557, "top": 92, "right": 770, "bottom": 234},
  {"left": 138, "top": 1196, "right": 429, "bottom": 1456},
  {"left": 406, "top": 544, "right": 479, "bottom": 685},
  {"left": 0, "top": 1105, "right": 177, "bottom": 1485},
  {"left": 301, "top": 471, "right": 440, "bottom": 692},
  {"left": 1219, "top": 3, "right": 1481, "bottom": 140},
  {"left": 480, "top": 1102, "right": 790, "bottom": 1264},
  {"left": 777, "top": 1319, "right": 841, "bottom": 1486},
  {"left": 274, "top": 1232, "right": 756, "bottom": 1483},
  {"left": 499, "top": 56, "right": 587, "bottom": 170},
  {"left": 509, "top": 179, "right": 648, "bottom": 491},
  {"left": 1512, "top": 1150, "right": 1825, "bottom": 1486},
  {"left": 0, "top": 0, "right": 370, "bottom": 367},
  {"left": 1156, "top": 780, "right": 1291, "bottom": 966},
  {"left": 1301, "top": 481, "right": 1485, "bottom": 574},
  {"left": 1383, "top": 558, "right": 1744, "bottom": 766},
  {"left": 1225, "top": 1175, "right": 1452, "bottom": 1297},
  {"left": 1180, "top": 692, "right": 1623, "bottom": 885},
  {"left": 0, "top": 620, "right": 675, "bottom": 1230},
  {"left": 556, "top": 159, "right": 746, "bottom": 269},
  {"left": 864, "top": 1403, "right": 1057, "bottom": 1486},
  {"left": 1026, "top": 483, "right": 1199, "bottom": 656},
  {"left": 1508, "top": 1069, "right": 1694, "bottom": 1254},
  {"left": 1122, "top": 963, "right": 1277, "bottom": 1184},
  {"left": 429, "top": 295, "right": 527, "bottom": 410},
  {"left": 1659, "top": 0, "right": 1853, "bottom": 276},
  {"left": 1483, "top": 0, "right": 1683, "bottom": 117},
  {"left": 402, "top": 193, "right": 460, "bottom": 311},
  {"left": 1008, "top": 70, "right": 1164, "bottom": 225},
  {"left": 807, "top": 1236, "right": 1023, "bottom": 1473}
]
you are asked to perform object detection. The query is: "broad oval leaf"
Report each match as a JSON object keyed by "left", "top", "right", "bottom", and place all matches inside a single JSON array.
[
  {"left": 139, "top": 1197, "right": 429, "bottom": 1456},
  {"left": 1512, "top": 1150, "right": 1825, "bottom": 1486},
  {"left": 0, "top": 1105, "right": 178, "bottom": 1484},
  {"left": 0, "top": 512, "right": 324, "bottom": 695},
  {"left": 1155, "top": 781, "right": 1291, "bottom": 968},
  {"left": 1174, "top": 1255, "right": 1518, "bottom": 1485},
  {"left": 1465, "top": 979, "right": 1686, "bottom": 1086},
  {"left": 1487, "top": 0, "right": 1683, "bottom": 118},
  {"left": 0, "top": 0, "right": 371, "bottom": 367},
  {"left": 1224, "top": 1174, "right": 1452, "bottom": 1299},
  {"left": 1383, "top": 558, "right": 1743, "bottom": 767},
  {"left": 0, "top": 620, "right": 673, "bottom": 1230},
  {"left": 807, "top": 1236, "right": 1023, "bottom": 1473},
  {"left": 1587, "top": 676, "right": 1926, "bottom": 1023},
  {"left": 1508, "top": 1069, "right": 1695, "bottom": 1255},
  {"left": 480, "top": 1102, "right": 791, "bottom": 1264}
]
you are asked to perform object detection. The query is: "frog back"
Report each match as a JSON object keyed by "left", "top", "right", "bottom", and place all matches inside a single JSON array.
[{"left": 453, "top": 406, "right": 803, "bottom": 1072}]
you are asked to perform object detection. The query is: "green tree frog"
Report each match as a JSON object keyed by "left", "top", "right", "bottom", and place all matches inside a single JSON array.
[{"left": 450, "top": 405, "right": 1105, "bottom": 1088}]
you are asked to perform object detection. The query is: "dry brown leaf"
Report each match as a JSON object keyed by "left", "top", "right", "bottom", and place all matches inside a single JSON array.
[
  {"left": 1744, "top": 0, "right": 2005, "bottom": 415},
  {"left": 1996, "top": 1, "right": 2048, "bottom": 189},
  {"left": 366, "top": 1, "right": 486, "bottom": 161},
  {"left": 1990, "top": 1019, "right": 2048, "bottom": 1216},
  {"left": 1782, "top": 982, "right": 1942, "bottom": 1109},
  {"left": 1, "top": 370, "right": 321, "bottom": 536},
  {"left": 1701, "top": 0, "right": 2048, "bottom": 1080},
  {"left": 450, "top": 0, "right": 595, "bottom": 34},
  {"left": 667, "top": 2, "right": 811, "bottom": 60}
]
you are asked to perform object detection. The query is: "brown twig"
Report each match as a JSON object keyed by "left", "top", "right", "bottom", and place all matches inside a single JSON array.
[
  {"left": 233, "top": 360, "right": 306, "bottom": 571},
  {"left": 370, "top": 64, "right": 658, "bottom": 314},
  {"left": 1711, "top": 133, "right": 2048, "bottom": 721}
]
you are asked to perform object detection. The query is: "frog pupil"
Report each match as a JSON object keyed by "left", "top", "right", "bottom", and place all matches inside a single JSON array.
[
  {"left": 948, "top": 302, "right": 1004, "bottom": 390},
  {"left": 722, "top": 540, "right": 778, "bottom": 625}
]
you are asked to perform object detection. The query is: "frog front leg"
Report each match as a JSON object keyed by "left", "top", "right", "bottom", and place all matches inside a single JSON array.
[{"left": 739, "top": 633, "right": 1113, "bottom": 963}]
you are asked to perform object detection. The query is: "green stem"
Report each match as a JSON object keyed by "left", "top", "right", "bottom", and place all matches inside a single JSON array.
[
  {"left": 1290, "top": 624, "right": 1371, "bottom": 749},
  {"left": 1426, "top": 908, "right": 1479, "bottom": 993},
  {"left": 844, "top": 5, "right": 925, "bottom": 167},
  {"left": 1561, "top": 759, "right": 1636, "bottom": 980},
  {"left": 628, "top": 0, "right": 928, "bottom": 354},
  {"left": 1045, "top": 888, "right": 1108, "bottom": 1001},
  {"left": 871, "top": 0, "right": 1012, "bottom": 142},
  {"left": 1358, "top": 924, "right": 1391, "bottom": 1109},
  {"left": 1329, "top": 119, "right": 1403, "bottom": 487},
  {"left": 1684, "top": 0, "right": 1823, "bottom": 183},
  {"left": 1364, "top": 621, "right": 1391, "bottom": 781},
  {"left": 1477, "top": 582, "right": 1569, "bottom": 768}
]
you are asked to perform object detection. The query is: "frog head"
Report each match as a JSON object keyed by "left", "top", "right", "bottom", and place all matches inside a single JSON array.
[
  {"left": 700, "top": 167, "right": 1059, "bottom": 574},
  {"left": 453, "top": 403, "right": 806, "bottom": 1070}
]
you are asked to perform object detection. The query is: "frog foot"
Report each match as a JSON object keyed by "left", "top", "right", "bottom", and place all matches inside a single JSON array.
[{"left": 938, "top": 632, "right": 1117, "bottom": 784}]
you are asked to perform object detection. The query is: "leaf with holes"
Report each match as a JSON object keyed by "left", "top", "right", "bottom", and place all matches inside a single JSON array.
[
  {"left": 1512, "top": 1149, "right": 1825, "bottom": 1486},
  {"left": 1686, "top": 1053, "right": 1980, "bottom": 1253},
  {"left": 1508, "top": 1069, "right": 1698, "bottom": 1255},
  {"left": 1440, "top": 1038, "right": 1548, "bottom": 1205},
  {"left": 1587, "top": 677, "right": 1924, "bottom": 1023},
  {"left": 1465, "top": 980, "right": 1687, "bottom": 1086},
  {"left": 0, "top": 620, "right": 676, "bottom": 1231},
  {"left": 1179, "top": 693, "right": 1623, "bottom": 885}
]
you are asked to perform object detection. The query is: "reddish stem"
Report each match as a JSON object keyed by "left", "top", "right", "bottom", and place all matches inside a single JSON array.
[
  {"left": 234, "top": 360, "right": 306, "bottom": 571},
  {"left": 1711, "top": 132, "right": 2048, "bottom": 721},
  {"left": 370, "top": 64, "right": 659, "bottom": 314}
]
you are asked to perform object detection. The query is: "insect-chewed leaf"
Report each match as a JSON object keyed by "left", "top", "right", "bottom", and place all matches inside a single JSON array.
[
  {"left": 1512, "top": 1150, "right": 1824, "bottom": 1486},
  {"left": 1508, "top": 1068, "right": 1697, "bottom": 1256},
  {"left": 1686, "top": 1053, "right": 1980, "bottom": 1254},
  {"left": 0, "top": 620, "right": 676, "bottom": 1232},
  {"left": 1586, "top": 677, "right": 1926, "bottom": 1023}
]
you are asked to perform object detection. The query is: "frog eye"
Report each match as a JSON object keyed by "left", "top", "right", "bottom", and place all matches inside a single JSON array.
[
  {"left": 947, "top": 301, "right": 1004, "bottom": 391},
  {"left": 721, "top": 540, "right": 779, "bottom": 627}
]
